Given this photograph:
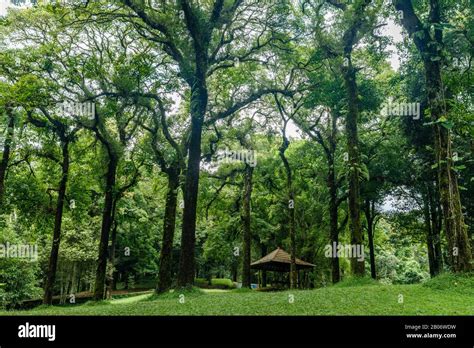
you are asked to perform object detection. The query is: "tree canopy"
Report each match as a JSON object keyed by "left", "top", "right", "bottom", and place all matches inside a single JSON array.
[{"left": 0, "top": 0, "right": 472, "bottom": 308}]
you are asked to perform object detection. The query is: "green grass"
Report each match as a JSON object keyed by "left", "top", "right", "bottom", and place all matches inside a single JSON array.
[{"left": 1, "top": 275, "right": 473, "bottom": 316}]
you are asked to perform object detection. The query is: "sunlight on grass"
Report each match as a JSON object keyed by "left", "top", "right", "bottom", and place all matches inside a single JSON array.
[
  {"left": 201, "top": 289, "right": 232, "bottom": 293},
  {"left": 110, "top": 293, "right": 153, "bottom": 305}
]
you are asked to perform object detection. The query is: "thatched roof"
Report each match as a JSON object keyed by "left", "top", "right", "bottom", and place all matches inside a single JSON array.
[{"left": 250, "top": 247, "right": 315, "bottom": 272}]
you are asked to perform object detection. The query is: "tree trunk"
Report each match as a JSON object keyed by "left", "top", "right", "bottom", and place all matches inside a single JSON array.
[
  {"left": 157, "top": 169, "right": 180, "bottom": 293},
  {"left": 106, "top": 218, "right": 118, "bottom": 299},
  {"left": 311, "top": 109, "right": 341, "bottom": 283},
  {"left": 328, "top": 155, "right": 340, "bottom": 283},
  {"left": 394, "top": 0, "right": 471, "bottom": 273},
  {"left": 279, "top": 135, "right": 297, "bottom": 288},
  {"left": 177, "top": 78, "right": 208, "bottom": 288},
  {"left": 232, "top": 264, "right": 238, "bottom": 282},
  {"left": 261, "top": 245, "right": 267, "bottom": 288},
  {"left": 288, "top": 190, "right": 297, "bottom": 288},
  {"left": 71, "top": 262, "right": 78, "bottom": 295},
  {"left": 94, "top": 156, "right": 117, "bottom": 300},
  {"left": 241, "top": 164, "right": 254, "bottom": 288},
  {"left": 427, "top": 59, "right": 472, "bottom": 272},
  {"left": 0, "top": 108, "right": 15, "bottom": 206},
  {"left": 424, "top": 188, "right": 437, "bottom": 277},
  {"left": 43, "top": 140, "right": 69, "bottom": 305},
  {"left": 427, "top": 181, "right": 443, "bottom": 275},
  {"left": 76, "top": 265, "right": 82, "bottom": 293},
  {"left": 364, "top": 199, "right": 377, "bottom": 279},
  {"left": 343, "top": 60, "right": 365, "bottom": 276}
]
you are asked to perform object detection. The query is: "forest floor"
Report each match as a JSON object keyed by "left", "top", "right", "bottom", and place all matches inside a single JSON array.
[{"left": 1, "top": 274, "right": 473, "bottom": 316}]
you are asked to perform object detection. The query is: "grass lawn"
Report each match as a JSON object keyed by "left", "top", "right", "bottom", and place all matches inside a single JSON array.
[{"left": 1, "top": 274, "right": 473, "bottom": 316}]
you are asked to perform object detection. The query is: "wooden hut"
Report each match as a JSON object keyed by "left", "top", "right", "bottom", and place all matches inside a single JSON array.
[{"left": 250, "top": 247, "right": 315, "bottom": 288}]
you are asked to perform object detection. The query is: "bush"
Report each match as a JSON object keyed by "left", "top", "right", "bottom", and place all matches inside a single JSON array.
[
  {"left": 395, "top": 259, "right": 429, "bottom": 284},
  {"left": 0, "top": 259, "right": 42, "bottom": 309},
  {"left": 423, "top": 272, "right": 474, "bottom": 296},
  {"left": 194, "top": 278, "right": 235, "bottom": 289},
  {"left": 210, "top": 278, "right": 235, "bottom": 289}
]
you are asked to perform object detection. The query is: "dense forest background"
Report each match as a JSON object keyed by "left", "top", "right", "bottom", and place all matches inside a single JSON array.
[{"left": 0, "top": 0, "right": 472, "bottom": 309}]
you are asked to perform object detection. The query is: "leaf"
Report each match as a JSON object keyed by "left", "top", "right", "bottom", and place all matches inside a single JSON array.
[{"left": 440, "top": 120, "right": 454, "bottom": 130}]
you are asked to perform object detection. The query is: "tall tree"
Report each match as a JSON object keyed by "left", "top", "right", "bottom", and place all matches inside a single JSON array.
[
  {"left": 241, "top": 162, "right": 254, "bottom": 288},
  {"left": 393, "top": 0, "right": 472, "bottom": 271},
  {"left": 275, "top": 95, "right": 299, "bottom": 288},
  {"left": 323, "top": 0, "right": 375, "bottom": 275},
  {"left": 142, "top": 98, "right": 187, "bottom": 293},
  {"left": 119, "top": 0, "right": 293, "bottom": 287},
  {"left": 27, "top": 109, "right": 78, "bottom": 305}
]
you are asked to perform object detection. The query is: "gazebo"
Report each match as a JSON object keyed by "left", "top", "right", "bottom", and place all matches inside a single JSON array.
[{"left": 250, "top": 247, "right": 315, "bottom": 288}]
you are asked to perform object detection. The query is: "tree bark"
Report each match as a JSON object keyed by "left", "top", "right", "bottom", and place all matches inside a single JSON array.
[
  {"left": 343, "top": 60, "right": 365, "bottom": 276},
  {"left": 328, "top": 167, "right": 340, "bottom": 283},
  {"left": 423, "top": 187, "right": 437, "bottom": 277},
  {"left": 0, "top": 107, "right": 15, "bottom": 206},
  {"left": 43, "top": 140, "right": 70, "bottom": 305},
  {"left": 431, "top": 184, "right": 443, "bottom": 274},
  {"left": 333, "top": 0, "right": 371, "bottom": 278},
  {"left": 427, "top": 57, "right": 472, "bottom": 272},
  {"left": 177, "top": 78, "right": 208, "bottom": 288},
  {"left": 261, "top": 244, "right": 267, "bottom": 287},
  {"left": 106, "top": 217, "right": 118, "bottom": 299},
  {"left": 327, "top": 111, "right": 340, "bottom": 283},
  {"left": 427, "top": 180, "right": 443, "bottom": 275},
  {"left": 94, "top": 156, "right": 118, "bottom": 300},
  {"left": 364, "top": 199, "right": 377, "bottom": 279},
  {"left": 241, "top": 164, "right": 254, "bottom": 288},
  {"left": 157, "top": 169, "right": 180, "bottom": 293}
]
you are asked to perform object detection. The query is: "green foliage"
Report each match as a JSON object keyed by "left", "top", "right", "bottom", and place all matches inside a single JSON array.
[
  {"left": 210, "top": 278, "right": 235, "bottom": 289},
  {"left": 0, "top": 0, "right": 472, "bottom": 316},
  {"left": 0, "top": 259, "right": 42, "bottom": 309},
  {"left": 194, "top": 278, "right": 236, "bottom": 289},
  {"left": 395, "top": 259, "right": 430, "bottom": 284},
  {"left": 0, "top": 229, "right": 41, "bottom": 309}
]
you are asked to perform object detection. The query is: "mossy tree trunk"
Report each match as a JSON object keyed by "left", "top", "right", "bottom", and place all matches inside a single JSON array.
[{"left": 394, "top": 0, "right": 472, "bottom": 272}]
